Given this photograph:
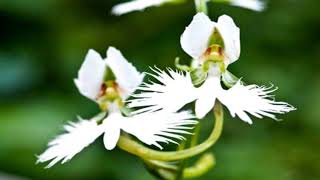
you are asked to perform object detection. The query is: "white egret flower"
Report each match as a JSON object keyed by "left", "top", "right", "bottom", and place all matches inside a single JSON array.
[
  {"left": 229, "top": 0, "right": 265, "bottom": 12},
  {"left": 128, "top": 13, "right": 295, "bottom": 124},
  {"left": 111, "top": 0, "right": 175, "bottom": 16},
  {"left": 37, "top": 47, "right": 197, "bottom": 168},
  {"left": 74, "top": 47, "right": 144, "bottom": 101},
  {"left": 111, "top": 0, "right": 265, "bottom": 16},
  {"left": 180, "top": 13, "right": 240, "bottom": 66}
]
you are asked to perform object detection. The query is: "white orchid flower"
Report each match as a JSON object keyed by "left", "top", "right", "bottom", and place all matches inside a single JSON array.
[
  {"left": 128, "top": 13, "right": 295, "bottom": 124},
  {"left": 111, "top": 0, "right": 176, "bottom": 16},
  {"left": 37, "top": 47, "right": 197, "bottom": 168},
  {"left": 74, "top": 47, "right": 144, "bottom": 101},
  {"left": 111, "top": 0, "right": 265, "bottom": 16},
  {"left": 228, "top": 0, "right": 265, "bottom": 12},
  {"left": 180, "top": 13, "right": 240, "bottom": 66}
]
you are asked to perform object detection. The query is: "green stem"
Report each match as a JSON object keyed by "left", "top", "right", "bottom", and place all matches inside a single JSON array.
[
  {"left": 183, "top": 153, "right": 215, "bottom": 178},
  {"left": 175, "top": 124, "right": 201, "bottom": 179},
  {"left": 145, "top": 160, "right": 178, "bottom": 171},
  {"left": 212, "top": 0, "right": 229, "bottom": 4},
  {"left": 157, "top": 169, "right": 176, "bottom": 180},
  {"left": 144, "top": 153, "right": 216, "bottom": 179},
  {"left": 174, "top": 145, "right": 187, "bottom": 180},
  {"left": 117, "top": 102, "right": 224, "bottom": 161},
  {"left": 190, "top": 124, "right": 201, "bottom": 147},
  {"left": 195, "top": 0, "right": 208, "bottom": 14}
]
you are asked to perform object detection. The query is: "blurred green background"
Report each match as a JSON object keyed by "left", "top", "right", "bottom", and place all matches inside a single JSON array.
[{"left": 0, "top": 0, "right": 319, "bottom": 179}]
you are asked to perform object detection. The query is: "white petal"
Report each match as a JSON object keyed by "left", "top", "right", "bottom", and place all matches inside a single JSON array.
[
  {"left": 218, "top": 81, "right": 296, "bottom": 124},
  {"left": 101, "top": 112, "right": 122, "bottom": 150},
  {"left": 230, "top": 0, "right": 265, "bottom": 12},
  {"left": 120, "top": 110, "right": 197, "bottom": 149},
  {"left": 216, "top": 15, "right": 240, "bottom": 66},
  {"left": 111, "top": 0, "right": 169, "bottom": 15},
  {"left": 106, "top": 47, "right": 144, "bottom": 99},
  {"left": 180, "top": 13, "right": 215, "bottom": 60},
  {"left": 74, "top": 49, "right": 106, "bottom": 101},
  {"left": 195, "top": 76, "right": 221, "bottom": 119},
  {"left": 37, "top": 119, "right": 104, "bottom": 168},
  {"left": 127, "top": 68, "right": 198, "bottom": 114}
]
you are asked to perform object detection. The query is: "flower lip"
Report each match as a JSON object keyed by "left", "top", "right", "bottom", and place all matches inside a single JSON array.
[
  {"left": 129, "top": 69, "right": 295, "bottom": 123},
  {"left": 37, "top": 109, "right": 197, "bottom": 167}
]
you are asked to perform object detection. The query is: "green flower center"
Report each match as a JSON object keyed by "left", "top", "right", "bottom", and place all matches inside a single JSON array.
[{"left": 97, "top": 80, "right": 123, "bottom": 111}]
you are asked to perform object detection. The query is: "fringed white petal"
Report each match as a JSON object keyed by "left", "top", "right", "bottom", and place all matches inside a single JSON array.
[
  {"left": 120, "top": 110, "right": 197, "bottom": 149},
  {"left": 218, "top": 81, "right": 296, "bottom": 124},
  {"left": 230, "top": 0, "right": 265, "bottom": 12},
  {"left": 195, "top": 76, "right": 221, "bottom": 119},
  {"left": 216, "top": 15, "right": 240, "bottom": 66},
  {"left": 180, "top": 12, "right": 215, "bottom": 60},
  {"left": 128, "top": 68, "right": 198, "bottom": 114},
  {"left": 37, "top": 119, "right": 104, "bottom": 168},
  {"left": 106, "top": 47, "right": 144, "bottom": 99},
  {"left": 111, "top": 0, "right": 169, "bottom": 16},
  {"left": 101, "top": 112, "right": 122, "bottom": 150},
  {"left": 74, "top": 49, "right": 106, "bottom": 101}
]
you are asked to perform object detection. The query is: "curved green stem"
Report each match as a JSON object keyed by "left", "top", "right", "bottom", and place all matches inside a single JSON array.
[
  {"left": 157, "top": 169, "right": 176, "bottom": 180},
  {"left": 190, "top": 124, "right": 201, "bottom": 147},
  {"left": 145, "top": 160, "right": 178, "bottom": 171},
  {"left": 144, "top": 153, "right": 215, "bottom": 179},
  {"left": 212, "top": 0, "right": 229, "bottom": 4},
  {"left": 195, "top": 0, "right": 208, "bottom": 14},
  {"left": 117, "top": 102, "right": 224, "bottom": 161},
  {"left": 183, "top": 153, "right": 215, "bottom": 178}
]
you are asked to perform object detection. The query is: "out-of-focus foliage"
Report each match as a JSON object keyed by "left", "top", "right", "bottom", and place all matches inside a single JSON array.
[{"left": 0, "top": 0, "right": 319, "bottom": 179}]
